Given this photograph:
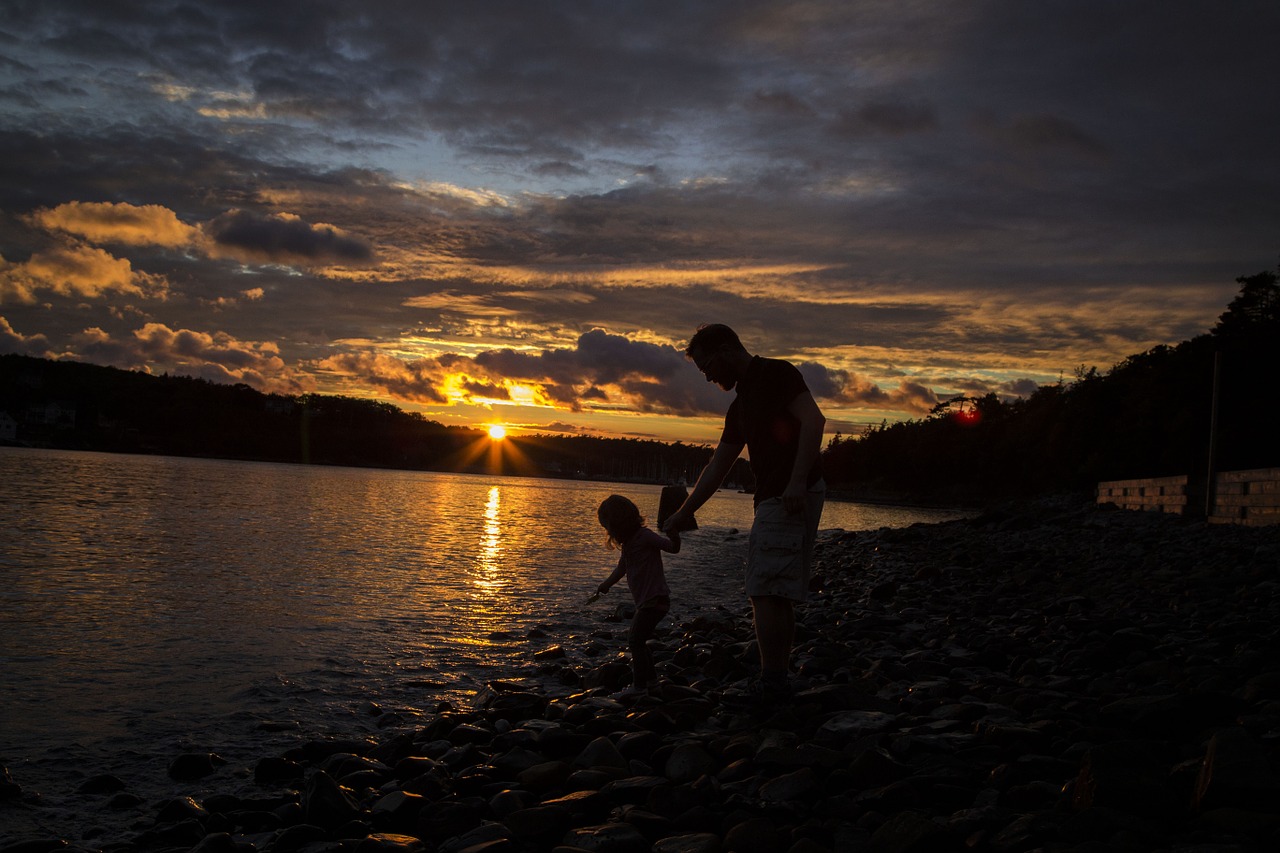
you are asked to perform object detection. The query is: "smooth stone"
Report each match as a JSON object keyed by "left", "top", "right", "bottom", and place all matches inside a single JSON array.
[
  {"left": 574, "top": 736, "right": 629, "bottom": 772},
  {"left": 866, "top": 810, "right": 947, "bottom": 853},
  {"left": 355, "top": 834, "right": 424, "bottom": 853},
  {"left": 664, "top": 743, "right": 717, "bottom": 783},
  {"left": 1071, "top": 740, "right": 1178, "bottom": 817},
  {"left": 559, "top": 822, "right": 649, "bottom": 853},
  {"left": 566, "top": 768, "right": 622, "bottom": 791},
  {"left": 650, "top": 833, "right": 720, "bottom": 853},
  {"left": 600, "top": 775, "right": 670, "bottom": 805},
  {"left": 0, "top": 766, "right": 22, "bottom": 800},
  {"left": 303, "top": 770, "right": 362, "bottom": 828},
  {"left": 487, "top": 788, "right": 536, "bottom": 819},
  {"left": 759, "top": 766, "right": 817, "bottom": 802},
  {"left": 267, "top": 823, "right": 329, "bottom": 853},
  {"left": 75, "top": 774, "right": 126, "bottom": 795},
  {"left": 167, "top": 752, "right": 225, "bottom": 780},
  {"left": 187, "top": 833, "right": 242, "bottom": 853},
  {"left": 815, "top": 710, "right": 897, "bottom": 744},
  {"left": 255, "top": 756, "right": 305, "bottom": 785},
  {"left": 106, "top": 792, "right": 144, "bottom": 810},
  {"left": 156, "top": 796, "right": 210, "bottom": 824},
  {"left": 721, "top": 817, "right": 791, "bottom": 853},
  {"left": 436, "top": 822, "right": 512, "bottom": 853},
  {"left": 1195, "top": 727, "right": 1280, "bottom": 812},
  {"left": 371, "top": 790, "right": 426, "bottom": 829},
  {"left": 490, "top": 747, "right": 545, "bottom": 776},
  {"left": 0, "top": 844, "right": 68, "bottom": 853},
  {"left": 518, "top": 760, "right": 573, "bottom": 790},
  {"left": 501, "top": 804, "right": 572, "bottom": 838},
  {"left": 539, "top": 789, "right": 606, "bottom": 818}
]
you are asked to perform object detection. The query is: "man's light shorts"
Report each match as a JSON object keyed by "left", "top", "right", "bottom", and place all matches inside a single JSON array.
[{"left": 746, "top": 480, "right": 825, "bottom": 602}]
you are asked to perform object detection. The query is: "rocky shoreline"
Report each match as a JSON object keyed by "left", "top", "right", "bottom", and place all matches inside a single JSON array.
[{"left": 4, "top": 497, "right": 1280, "bottom": 853}]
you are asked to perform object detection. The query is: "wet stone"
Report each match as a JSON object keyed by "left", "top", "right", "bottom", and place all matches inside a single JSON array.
[
  {"left": 167, "top": 752, "right": 226, "bottom": 781},
  {"left": 650, "top": 832, "right": 720, "bottom": 853},
  {"left": 560, "top": 822, "right": 649, "bottom": 853},
  {"left": 75, "top": 775, "right": 126, "bottom": 796}
]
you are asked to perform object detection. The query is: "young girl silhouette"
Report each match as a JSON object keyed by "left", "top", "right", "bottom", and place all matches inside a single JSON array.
[{"left": 595, "top": 494, "right": 681, "bottom": 697}]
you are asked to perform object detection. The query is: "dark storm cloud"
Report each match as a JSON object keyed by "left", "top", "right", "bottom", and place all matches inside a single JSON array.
[
  {"left": 471, "top": 329, "right": 721, "bottom": 416},
  {"left": 204, "top": 210, "right": 374, "bottom": 264},
  {"left": 830, "top": 101, "right": 939, "bottom": 138}
]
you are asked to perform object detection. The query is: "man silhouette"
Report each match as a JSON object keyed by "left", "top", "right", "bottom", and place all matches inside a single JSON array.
[{"left": 663, "top": 324, "right": 826, "bottom": 707}]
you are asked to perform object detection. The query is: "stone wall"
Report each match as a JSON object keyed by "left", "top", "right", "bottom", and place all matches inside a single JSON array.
[{"left": 1097, "top": 467, "right": 1280, "bottom": 526}]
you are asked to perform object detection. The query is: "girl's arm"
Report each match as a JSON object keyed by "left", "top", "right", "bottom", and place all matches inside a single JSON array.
[
  {"left": 664, "top": 528, "right": 681, "bottom": 554},
  {"left": 599, "top": 556, "right": 626, "bottom": 594}
]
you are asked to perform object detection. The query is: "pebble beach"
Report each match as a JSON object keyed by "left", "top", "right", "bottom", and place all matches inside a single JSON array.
[{"left": 4, "top": 496, "right": 1280, "bottom": 853}]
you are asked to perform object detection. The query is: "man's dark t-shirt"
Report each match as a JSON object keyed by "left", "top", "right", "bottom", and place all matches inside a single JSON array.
[{"left": 721, "top": 356, "right": 823, "bottom": 505}]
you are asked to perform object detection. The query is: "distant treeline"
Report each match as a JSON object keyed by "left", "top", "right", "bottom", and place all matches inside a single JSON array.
[
  {"left": 3, "top": 267, "right": 1276, "bottom": 503},
  {"left": 0, "top": 355, "right": 728, "bottom": 486},
  {"left": 822, "top": 267, "right": 1279, "bottom": 504}
]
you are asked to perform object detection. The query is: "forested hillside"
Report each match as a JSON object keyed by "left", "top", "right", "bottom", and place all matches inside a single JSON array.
[{"left": 822, "top": 267, "right": 1279, "bottom": 504}]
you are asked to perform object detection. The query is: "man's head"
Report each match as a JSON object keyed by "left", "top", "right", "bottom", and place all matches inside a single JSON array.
[{"left": 687, "top": 323, "right": 749, "bottom": 391}]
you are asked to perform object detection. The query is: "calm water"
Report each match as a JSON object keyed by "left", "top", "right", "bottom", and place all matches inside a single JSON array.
[{"left": 0, "top": 446, "right": 965, "bottom": 843}]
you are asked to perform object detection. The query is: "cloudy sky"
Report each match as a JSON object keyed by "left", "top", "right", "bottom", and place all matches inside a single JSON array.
[{"left": 2, "top": 1, "right": 1277, "bottom": 444}]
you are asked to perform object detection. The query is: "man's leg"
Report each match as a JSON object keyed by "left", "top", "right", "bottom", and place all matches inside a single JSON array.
[{"left": 750, "top": 594, "right": 795, "bottom": 677}]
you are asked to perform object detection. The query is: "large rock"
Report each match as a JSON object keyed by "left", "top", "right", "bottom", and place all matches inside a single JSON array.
[
  {"left": 574, "top": 736, "right": 629, "bottom": 773},
  {"left": 1071, "top": 740, "right": 1181, "bottom": 818},
  {"left": 302, "top": 769, "right": 362, "bottom": 828},
  {"left": 663, "top": 742, "right": 717, "bottom": 783},
  {"left": 1195, "top": 727, "right": 1280, "bottom": 812}
]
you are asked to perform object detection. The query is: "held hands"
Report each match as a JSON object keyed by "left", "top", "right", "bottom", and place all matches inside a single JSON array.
[{"left": 662, "top": 510, "right": 689, "bottom": 534}]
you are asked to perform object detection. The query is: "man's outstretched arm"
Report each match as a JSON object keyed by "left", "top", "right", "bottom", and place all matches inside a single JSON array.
[{"left": 664, "top": 440, "right": 743, "bottom": 531}]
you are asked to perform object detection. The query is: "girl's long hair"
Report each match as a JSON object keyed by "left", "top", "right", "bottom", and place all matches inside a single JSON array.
[{"left": 598, "top": 494, "right": 644, "bottom": 550}]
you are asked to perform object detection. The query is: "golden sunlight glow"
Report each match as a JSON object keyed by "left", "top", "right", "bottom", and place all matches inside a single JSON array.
[
  {"left": 488, "top": 424, "right": 507, "bottom": 440},
  {"left": 506, "top": 384, "right": 538, "bottom": 406}
]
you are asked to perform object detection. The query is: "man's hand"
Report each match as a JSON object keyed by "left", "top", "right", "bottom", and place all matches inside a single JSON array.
[
  {"left": 780, "top": 486, "right": 807, "bottom": 515},
  {"left": 662, "top": 509, "right": 691, "bottom": 533}
]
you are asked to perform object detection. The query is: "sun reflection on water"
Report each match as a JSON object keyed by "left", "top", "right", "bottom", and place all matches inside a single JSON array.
[{"left": 474, "top": 485, "right": 504, "bottom": 593}]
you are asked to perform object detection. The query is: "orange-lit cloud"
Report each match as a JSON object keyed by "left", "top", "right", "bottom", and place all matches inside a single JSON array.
[
  {"left": 28, "top": 201, "right": 199, "bottom": 247},
  {"left": 25, "top": 202, "right": 375, "bottom": 274},
  {"left": 0, "top": 246, "right": 169, "bottom": 304},
  {"left": 317, "top": 351, "right": 451, "bottom": 404},
  {"left": 70, "top": 322, "right": 311, "bottom": 394},
  {"left": 0, "top": 316, "right": 54, "bottom": 357}
]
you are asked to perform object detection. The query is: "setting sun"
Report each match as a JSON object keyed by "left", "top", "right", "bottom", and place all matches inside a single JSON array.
[{"left": 487, "top": 424, "right": 507, "bottom": 440}]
